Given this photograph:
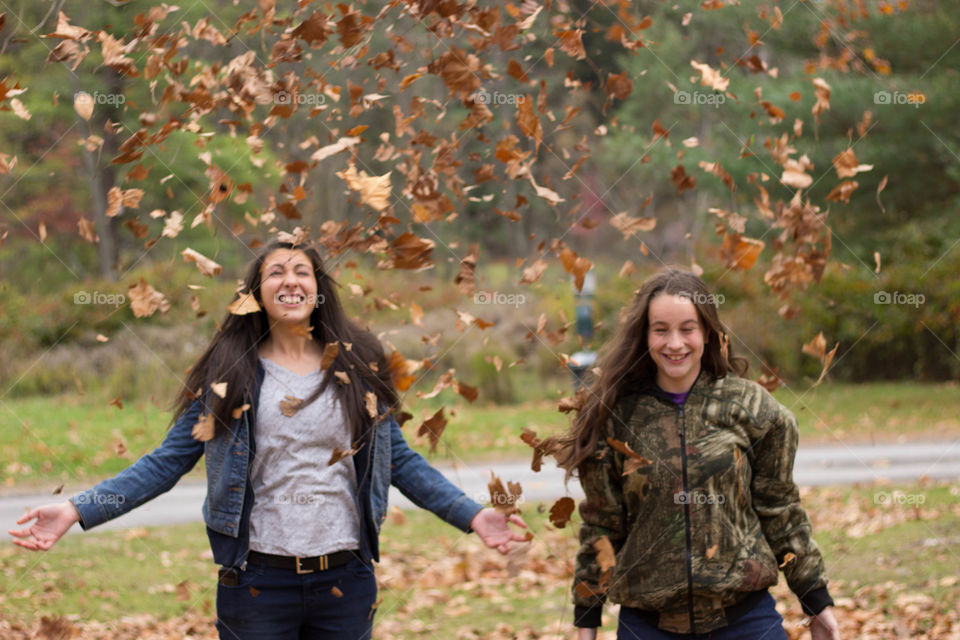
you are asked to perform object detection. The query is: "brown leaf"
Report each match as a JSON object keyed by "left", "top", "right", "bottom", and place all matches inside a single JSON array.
[
  {"left": 720, "top": 233, "right": 765, "bottom": 270},
  {"left": 488, "top": 472, "right": 523, "bottom": 516},
  {"left": 210, "top": 382, "right": 227, "bottom": 399},
  {"left": 181, "top": 248, "right": 222, "bottom": 277},
  {"left": 549, "top": 497, "right": 575, "bottom": 528},
  {"left": 364, "top": 391, "right": 378, "bottom": 419},
  {"left": 336, "top": 163, "right": 392, "bottom": 212},
  {"left": 329, "top": 443, "right": 363, "bottom": 465},
  {"left": 519, "top": 259, "right": 548, "bottom": 285},
  {"left": 516, "top": 95, "right": 542, "bottom": 151},
  {"left": 334, "top": 371, "right": 351, "bottom": 385},
  {"left": 610, "top": 213, "right": 656, "bottom": 238},
  {"left": 331, "top": 586, "right": 344, "bottom": 598},
  {"left": 779, "top": 551, "right": 796, "bottom": 568},
  {"left": 671, "top": 165, "right": 696, "bottom": 194},
  {"left": 224, "top": 290, "right": 260, "bottom": 316},
  {"left": 606, "top": 437, "right": 653, "bottom": 475},
  {"left": 558, "top": 389, "right": 587, "bottom": 414},
  {"left": 832, "top": 148, "right": 873, "bottom": 179},
  {"left": 416, "top": 408, "right": 447, "bottom": 454},
  {"left": 280, "top": 395, "right": 304, "bottom": 417},
  {"left": 231, "top": 404, "right": 250, "bottom": 419},
  {"left": 191, "top": 413, "right": 215, "bottom": 442},
  {"left": 128, "top": 278, "right": 170, "bottom": 318},
  {"left": 321, "top": 342, "right": 339, "bottom": 369}
]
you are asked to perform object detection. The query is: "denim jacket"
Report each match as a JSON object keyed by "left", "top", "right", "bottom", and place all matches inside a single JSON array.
[{"left": 71, "top": 364, "right": 483, "bottom": 567}]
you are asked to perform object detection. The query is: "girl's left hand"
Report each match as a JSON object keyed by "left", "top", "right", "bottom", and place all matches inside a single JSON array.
[
  {"left": 810, "top": 606, "right": 840, "bottom": 640},
  {"left": 470, "top": 508, "right": 528, "bottom": 554}
]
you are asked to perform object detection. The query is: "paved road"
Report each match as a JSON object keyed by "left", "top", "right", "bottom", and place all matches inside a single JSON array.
[{"left": 3, "top": 440, "right": 958, "bottom": 535}]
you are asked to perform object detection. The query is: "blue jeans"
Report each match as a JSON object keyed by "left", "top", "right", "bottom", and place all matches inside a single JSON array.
[
  {"left": 616, "top": 592, "right": 788, "bottom": 640},
  {"left": 216, "top": 556, "right": 378, "bottom": 639}
]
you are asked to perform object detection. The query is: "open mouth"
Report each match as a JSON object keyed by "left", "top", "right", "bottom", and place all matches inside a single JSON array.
[
  {"left": 663, "top": 353, "right": 689, "bottom": 362},
  {"left": 277, "top": 293, "right": 305, "bottom": 305}
]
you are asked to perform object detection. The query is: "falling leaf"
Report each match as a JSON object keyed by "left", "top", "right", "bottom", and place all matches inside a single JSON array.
[
  {"left": 409, "top": 302, "right": 424, "bottom": 327},
  {"left": 364, "top": 391, "right": 378, "bottom": 419},
  {"left": 329, "top": 443, "right": 363, "bottom": 465},
  {"left": 181, "top": 248, "right": 222, "bottom": 277},
  {"left": 606, "top": 437, "right": 653, "bottom": 476},
  {"left": 488, "top": 472, "right": 523, "bottom": 516},
  {"left": 191, "top": 414, "right": 215, "bottom": 442},
  {"left": 210, "top": 382, "right": 227, "bottom": 398},
  {"left": 706, "top": 544, "right": 719, "bottom": 559},
  {"left": 331, "top": 586, "right": 344, "bottom": 598},
  {"left": 779, "top": 552, "right": 797, "bottom": 568},
  {"left": 610, "top": 213, "right": 656, "bottom": 238},
  {"left": 417, "top": 408, "right": 447, "bottom": 453},
  {"left": 109, "top": 397, "right": 123, "bottom": 410},
  {"left": 334, "top": 371, "right": 351, "bottom": 385},
  {"left": 874, "top": 251, "right": 881, "bottom": 274},
  {"left": 520, "top": 259, "right": 548, "bottom": 285},
  {"left": 876, "top": 175, "right": 888, "bottom": 213},
  {"left": 336, "top": 163, "right": 392, "bottom": 212},
  {"left": 280, "top": 396, "right": 304, "bottom": 417},
  {"left": 321, "top": 342, "right": 339, "bottom": 369},
  {"left": 74, "top": 91, "right": 94, "bottom": 121},
  {"left": 231, "top": 404, "right": 250, "bottom": 419},
  {"left": 720, "top": 233, "right": 765, "bottom": 270},
  {"left": 227, "top": 292, "right": 261, "bottom": 316},
  {"left": 832, "top": 148, "right": 873, "bottom": 179},
  {"left": 549, "top": 497, "right": 575, "bottom": 528},
  {"left": 128, "top": 279, "right": 170, "bottom": 318},
  {"left": 311, "top": 136, "right": 360, "bottom": 162},
  {"left": 690, "top": 60, "right": 729, "bottom": 91}
]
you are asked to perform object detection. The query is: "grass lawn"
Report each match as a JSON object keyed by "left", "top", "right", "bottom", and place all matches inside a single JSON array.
[
  {"left": 3, "top": 381, "right": 959, "bottom": 491},
  {"left": 1, "top": 481, "right": 958, "bottom": 639}
]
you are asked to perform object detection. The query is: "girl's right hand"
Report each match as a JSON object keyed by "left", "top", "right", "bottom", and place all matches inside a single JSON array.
[
  {"left": 577, "top": 628, "right": 598, "bottom": 640},
  {"left": 8, "top": 501, "right": 81, "bottom": 551}
]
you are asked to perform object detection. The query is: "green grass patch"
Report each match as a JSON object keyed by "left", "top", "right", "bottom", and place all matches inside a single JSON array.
[{"left": 3, "top": 381, "right": 959, "bottom": 488}]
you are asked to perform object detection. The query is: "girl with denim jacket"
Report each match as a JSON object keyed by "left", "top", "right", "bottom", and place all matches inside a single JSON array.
[
  {"left": 549, "top": 269, "right": 840, "bottom": 640},
  {"left": 10, "top": 241, "right": 527, "bottom": 639}
]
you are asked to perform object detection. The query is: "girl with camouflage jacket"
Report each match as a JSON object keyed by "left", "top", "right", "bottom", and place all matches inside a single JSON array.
[{"left": 553, "top": 269, "right": 839, "bottom": 640}]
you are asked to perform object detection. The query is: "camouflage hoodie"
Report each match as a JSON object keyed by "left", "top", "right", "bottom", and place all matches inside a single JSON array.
[{"left": 573, "top": 373, "right": 833, "bottom": 633}]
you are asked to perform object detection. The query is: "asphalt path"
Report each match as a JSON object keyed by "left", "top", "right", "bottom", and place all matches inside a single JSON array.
[{"left": 3, "top": 439, "right": 958, "bottom": 535}]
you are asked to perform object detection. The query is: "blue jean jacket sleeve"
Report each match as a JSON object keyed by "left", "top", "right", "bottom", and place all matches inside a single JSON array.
[
  {"left": 70, "top": 398, "right": 205, "bottom": 529},
  {"left": 388, "top": 418, "right": 483, "bottom": 532}
]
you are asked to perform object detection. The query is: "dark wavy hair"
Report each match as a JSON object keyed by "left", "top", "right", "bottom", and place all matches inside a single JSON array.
[
  {"left": 550, "top": 268, "right": 748, "bottom": 477},
  {"left": 172, "top": 241, "right": 398, "bottom": 442}
]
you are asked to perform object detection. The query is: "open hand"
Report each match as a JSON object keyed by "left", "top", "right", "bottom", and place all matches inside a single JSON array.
[
  {"left": 470, "top": 508, "right": 528, "bottom": 555},
  {"left": 8, "top": 502, "right": 81, "bottom": 551}
]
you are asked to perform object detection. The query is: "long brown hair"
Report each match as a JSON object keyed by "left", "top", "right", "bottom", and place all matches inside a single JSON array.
[
  {"left": 552, "top": 268, "right": 748, "bottom": 476},
  {"left": 172, "top": 241, "right": 398, "bottom": 442}
]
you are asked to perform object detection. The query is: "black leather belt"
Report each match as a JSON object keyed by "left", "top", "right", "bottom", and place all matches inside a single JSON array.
[{"left": 245, "top": 549, "right": 357, "bottom": 574}]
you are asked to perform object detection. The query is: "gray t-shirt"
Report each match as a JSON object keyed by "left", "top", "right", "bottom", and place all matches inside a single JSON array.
[{"left": 247, "top": 357, "right": 362, "bottom": 556}]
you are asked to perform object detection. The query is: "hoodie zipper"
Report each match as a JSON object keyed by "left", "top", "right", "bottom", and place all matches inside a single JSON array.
[{"left": 677, "top": 403, "right": 697, "bottom": 634}]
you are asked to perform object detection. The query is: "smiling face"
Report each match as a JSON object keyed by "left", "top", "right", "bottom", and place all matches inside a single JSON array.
[
  {"left": 258, "top": 248, "right": 319, "bottom": 326},
  {"left": 646, "top": 293, "right": 707, "bottom": 393}
]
